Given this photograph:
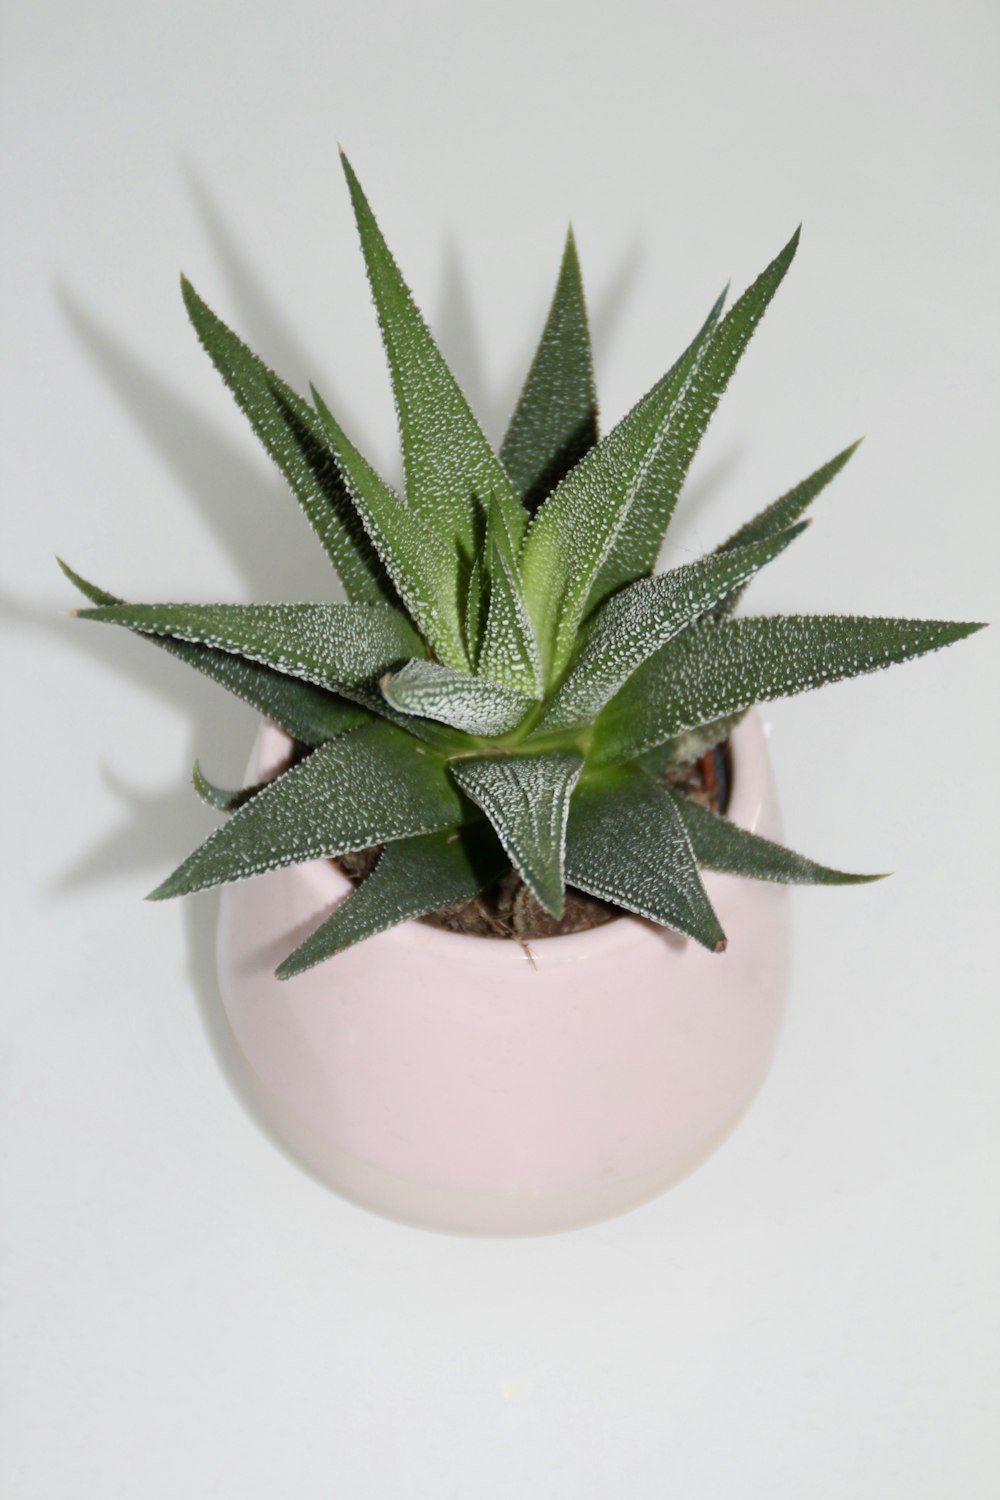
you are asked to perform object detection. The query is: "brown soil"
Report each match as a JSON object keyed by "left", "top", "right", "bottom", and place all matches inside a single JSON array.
[{"left": 334, "top": 742, "right": 732, "bottom": 943}]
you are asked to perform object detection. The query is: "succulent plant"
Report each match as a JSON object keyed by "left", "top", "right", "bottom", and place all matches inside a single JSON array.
[{"left": 63, "top": 154, "right": 983, "bottom": 979}]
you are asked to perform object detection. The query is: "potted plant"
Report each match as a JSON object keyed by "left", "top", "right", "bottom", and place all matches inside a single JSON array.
[{"left": 64, "top": 154, "right": 983, "bottom": 1235}]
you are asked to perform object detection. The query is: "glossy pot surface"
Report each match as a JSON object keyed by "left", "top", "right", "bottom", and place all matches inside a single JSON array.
[{"left": 217, "top": 712, "right": 790, "bottom": 1235}]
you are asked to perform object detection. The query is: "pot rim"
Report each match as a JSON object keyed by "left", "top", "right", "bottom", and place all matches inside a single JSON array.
[{"left": 248, "top": 711, "right": 771, "bottom": 969}]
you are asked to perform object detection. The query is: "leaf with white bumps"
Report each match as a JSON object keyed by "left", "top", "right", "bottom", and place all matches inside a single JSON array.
[
  {"left": 712, "top": 440, "right": 861, "bottom": 617},
  {"left": 519, "top": 289, "right": 726, "bottom": 686},
  {"left": 451, "top": 752, "right": 583, "bottom": 917},
  {"left": 60, "top": 561, "right": 370, "bottom": 747},
  {"left": 181, "top": 278, "right": 390, "bottom": 605},
  {"left": 275, "top": 825, "right": 507, "bottom": 978},
  {"left": 76, "top": 600, "right": 423, "bottom": 699},
  {"left": 500, "top": 228, "right": 598, "bottom": 512},
  {"left": 312, "top": 386, "right": 469, "bottom": 669},
  {"left": 150, "top": 721, "right": 468, "bottom": 899},
  {"left": 592, "top": 614, "right": 986, "bottom": 764},
  {"left": 565, "top": 767, "right": 725, "bottom": 950},
  {"left": 381, "top": 659, "right": 534, "bottom": 737},
  {"left": 341, "top": 153, "right": 528, "bottom": 575},
  {"left": 477, "top": 494, "right": 544, "bottom": 696},
  {"left": 192, "top": 761, "right": 271, "bottom": 812},
  {"left": 667, "top": 786, "right": 882, "bottom": 885},
  {"left": 535, "top": 526, "right": 804, "bottom": 733},
  {"left": 464, "top": 548, "right": 487, "bottom": 664},
  {"left": 588, "top": 229, "right": 800, "bottom": 610}
]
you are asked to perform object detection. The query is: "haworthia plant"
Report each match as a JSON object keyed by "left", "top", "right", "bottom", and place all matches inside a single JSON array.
[{"left": 65, "top": 155, "right": 985, "bottom": 976}]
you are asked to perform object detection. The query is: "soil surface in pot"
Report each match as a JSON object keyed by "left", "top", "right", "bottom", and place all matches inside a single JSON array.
[{"left": 335, "top": 743, "right": 733, "bottom": 943}]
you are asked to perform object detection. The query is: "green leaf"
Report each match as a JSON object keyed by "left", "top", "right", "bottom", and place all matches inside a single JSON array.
[
  {"left": 61, "top": 558, "right": 447, "bottom": 758},
  {"left": 564, "top": 767, "right": 726, "bottom": 951},
  {"left": 311, "top": 385, "right": 469, "bottom": 669},
  {"left": 464, "top": 548, "right": 487, "bottom": 664},
  {"left": 340, "top": 152, "right": 528, "bottom": 571},
  {"left": 450, "top": 752, "right": 583, "bottom": 918},
  {"left": 149, "top": 720, "right": 468, "bottom": 899},
  {"left": 59, "top": 560, "right": 369, "bottom": 747},
  {"left": 477, "top": 493, "right": 544, "bottom": 696},
  {"left": 192, "top": 760, "right": 272, "bottom": 812},
  {"left": 180, "top": 277, "right": 389, "bottom": 604},
  {"left": 592, "top": 614, "right": 986, "bottom": 765},
  {"left": 519, "top": 289, "right": 726, "bottom": 686},
  {"left": 500, "top": 227, "right": 598, "bottom": 512},
  {"left": 76, "top": 600, "right": 423, "bottom": 699},
  {"left": 75, "top": 582, "right": 461, "bottom": 753},
  {"left": 535, "top": 525, "right": 804, "bottom": 733},
  {"left": 380, "top": 659, "right": 534, "bottom": 736},
  {"left": 712, "top": 439, "right": 862, "bottom": 617},
  {"left": 666, "top": 785, "right": 883, "bottom": 885},
  {"left": 275, "top": 825, "right": 508, "bottom": 978},
  {"left": 588, "top": 229, "right": 801, "bottom": 611}
]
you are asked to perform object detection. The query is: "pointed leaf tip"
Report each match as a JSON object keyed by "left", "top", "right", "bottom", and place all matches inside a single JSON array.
[
  {"left": 339, "top": 149, "right": 362, "bottom": 195},
  {"left": 500, "top": 224, "right": 599, "bottom": 517},
  {"left": 714, "top": 938, "right": 728, "bottom": 955},
  {"left": 594, "top": 613, "right": 986, "bottom": 767},
  {"left": 191, "top": 760, "right": 264, "bottom": 813},
  {"left": 668, "top": 786, "right": 896, "bottom": 888},
  {"left": 565, "top": 768, "right": 725, "bottom": 950}
]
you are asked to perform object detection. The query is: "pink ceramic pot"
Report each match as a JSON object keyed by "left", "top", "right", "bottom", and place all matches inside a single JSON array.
[{"left": 217, "top": 712, "right": 790, "bottom": 1235}]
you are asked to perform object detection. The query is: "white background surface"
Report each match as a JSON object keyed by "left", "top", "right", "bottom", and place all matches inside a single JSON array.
[{"left": 2, "top": 1, "right": 998, "bottom": 1494}]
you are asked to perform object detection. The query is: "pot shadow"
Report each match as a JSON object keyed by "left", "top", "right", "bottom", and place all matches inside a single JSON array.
[
  {"left": 180, "top": 887, "right": 324, "bottom": 1185},
  {"left": 13, "top": 585, "right": 292, "bottom": 1172}
]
